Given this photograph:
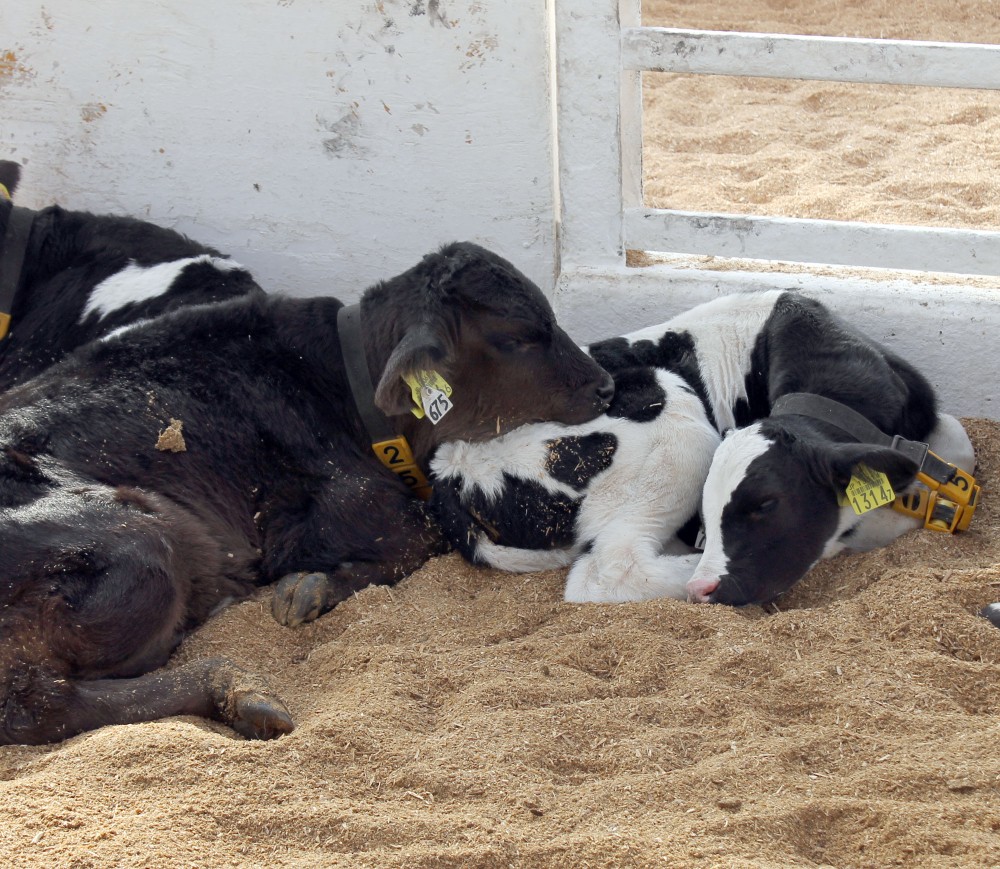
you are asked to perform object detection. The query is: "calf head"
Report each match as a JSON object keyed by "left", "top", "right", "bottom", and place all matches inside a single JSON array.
[
  {"left": 369, "top": 242, "right": 614, "bottom": 447},
  {"left": 687, "top": 418, "right": 919, "bottom": 606}
]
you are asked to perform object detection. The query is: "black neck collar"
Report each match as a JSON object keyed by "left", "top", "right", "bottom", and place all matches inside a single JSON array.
[
  {"left": 0, "top": 204, "right": 34, "bottom": 340},
  {"left": 337, "top": 303, "right": 431, "bottom": 499}
]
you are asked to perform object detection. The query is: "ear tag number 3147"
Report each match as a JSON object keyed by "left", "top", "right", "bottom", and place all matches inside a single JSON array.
[{"left": 403, "top": 371, "right": 453, "bottom": 425}]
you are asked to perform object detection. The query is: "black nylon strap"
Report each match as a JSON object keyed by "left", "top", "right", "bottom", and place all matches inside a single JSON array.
[
  {"left": 337, "top": 303, "right": 395, "bottom": 443},
  {"left": 771, "top": 393, "right": 894, "bottom": 447},
  {"left": 0, "top": 205, "right": 34, "bottom": 329},
  {"left": 770, "top": 392, "right": 952, "bottom": 479}
]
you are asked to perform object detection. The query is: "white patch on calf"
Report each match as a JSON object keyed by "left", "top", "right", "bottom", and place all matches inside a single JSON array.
[
  {"left": 564, "top": 372, "right": 719, "bottom": 602},
  {"left": 432, "top": 421, "right": 583, "bottom": 504},
  {"left": 688, "top": 423, "right": 773, "bottom": 600},
  {"left": 99, "top": 317, "right": 154, "bottom": 342},
  {"left": 475, "top": 538, "right": 574, "bottom": 573},
  {"left": 626, "top": 290, "right": 783, "bottom": 431},
  {"left": 83, "top": 255, "right": 241, "bottom": 321}
]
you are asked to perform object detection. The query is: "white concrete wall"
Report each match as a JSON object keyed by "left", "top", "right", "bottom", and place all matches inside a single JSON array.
[
  {"left": 2, "top": 1, "right": 558, "bottom": 298},
  {"left": 4, "top": 0, "right": 998, "bottom": 419}
]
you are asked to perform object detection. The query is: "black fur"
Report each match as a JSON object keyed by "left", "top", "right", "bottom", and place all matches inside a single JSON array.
[
  {"left": 545, "top": 432, "right": 618, "bottom": 490},
  {"left": 0, "top": 160, "right": 264, "bottom": 390},
  {"left": 603, "top": 367, "right": 667, "bottom": 423}
]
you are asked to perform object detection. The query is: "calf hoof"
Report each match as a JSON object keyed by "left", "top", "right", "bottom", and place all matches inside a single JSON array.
[
  {"left": 230, "top": 691, "right": 295, "bottom": 740},
  {"left": 272, "top": 571, "right": 331, "bottom": 627},
  {"left": 207, "top": 658, "right": 295, "bottom": 740}
]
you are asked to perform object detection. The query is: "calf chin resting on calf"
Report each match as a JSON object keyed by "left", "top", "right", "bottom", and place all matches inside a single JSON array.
[{"left": 431, "top": 367, "right": 720, "bottom": 603}]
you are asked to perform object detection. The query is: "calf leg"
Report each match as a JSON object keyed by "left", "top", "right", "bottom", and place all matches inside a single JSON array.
[
  {"left": 268, "top": 472, "right": 445, "bottom": 627},
  {"left": 2, "top": 658, "right": 293, "bottom": 745},
  {"left": 564, "top": 522, "right": 701, "bottom": 603},
  {"left": 272, "top": 560, "right": 424, "bottom": 627}
]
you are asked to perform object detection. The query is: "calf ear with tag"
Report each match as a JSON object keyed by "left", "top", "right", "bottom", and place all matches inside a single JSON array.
[
  {"left": 819, "top": 441, "right": 920, "bottom": 494},
  {"left": 403, "top": 370, "right": 454, "bottom": 424},
  {"left": 374, "top": 322, "right": 451, "bottom": 416}
]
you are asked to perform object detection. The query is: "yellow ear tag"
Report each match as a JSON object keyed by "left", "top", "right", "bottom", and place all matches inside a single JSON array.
[
  {"left": 402, "top": 370, "right": 453, "bottom": 424},
  {"left": 0, "top": 183, "right": 10, "bottom": 201},
  {"left": 842, "top": 464, "right": 895, "bottom": 515}
]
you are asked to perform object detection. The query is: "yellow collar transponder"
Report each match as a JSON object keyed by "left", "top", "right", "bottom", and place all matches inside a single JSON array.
[
  {"left": 891, "top": 462, "right": 979, "bottom": 532},
  {"left": 371, "top": 436, "right": 432, "bottom": 500}
]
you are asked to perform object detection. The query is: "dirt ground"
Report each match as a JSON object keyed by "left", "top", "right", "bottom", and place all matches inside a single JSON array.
[
  {"left": 0, "top": 425, "right": 995, "bottom": 868},
  {"left": 1, "top": 2, "right": 999, "bottom": 867}
]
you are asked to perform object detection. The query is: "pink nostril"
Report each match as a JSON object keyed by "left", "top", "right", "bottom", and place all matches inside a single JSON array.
[{"left": 687, "top": 575, "right": 719, "bottom": 603}]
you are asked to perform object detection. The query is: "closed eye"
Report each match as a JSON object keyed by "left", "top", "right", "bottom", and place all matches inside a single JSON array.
[
  {"left": 750, "top": 497, "right": 779, "bottom": 518},
  {"left": 488, "top": 334, "right": 524, "bottom": 353},
  {"left": 488, "top": 332, "right": 545, "bottom": 353}
]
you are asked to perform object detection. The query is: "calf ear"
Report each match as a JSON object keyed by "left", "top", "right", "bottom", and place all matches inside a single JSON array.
[
  {"left": 823, "top": 443, "right": 919, "bottom": 493},
  {"left": 373, "top": 322, "right": 451, "bottom": 415}
]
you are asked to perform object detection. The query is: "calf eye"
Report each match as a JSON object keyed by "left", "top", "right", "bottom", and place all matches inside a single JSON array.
[
  {"left": 489, "top": 332, "right": 546, "bottom": 353},
  {"left": 750, "top": 497, "right": 779, "bottom": 518},
  {"left": 488, "top": 334, "right": 523, "bottom": 353}
]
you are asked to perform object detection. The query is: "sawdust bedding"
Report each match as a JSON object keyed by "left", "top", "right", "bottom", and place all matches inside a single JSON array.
[
  {"left": 3, "top": 1, "right": 1000, "bottom": 867},
  {"left": 0, "top": 429, "right": 996, "bottom": 868}
]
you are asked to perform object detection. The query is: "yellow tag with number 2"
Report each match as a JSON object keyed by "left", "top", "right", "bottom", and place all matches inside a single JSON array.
[{"left": 840, "top": 464, "right": 896, "bottom": 515}]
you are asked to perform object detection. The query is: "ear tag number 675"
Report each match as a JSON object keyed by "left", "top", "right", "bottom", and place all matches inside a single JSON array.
[{"left": 403, "top": 371, "right": 453, "bottom": 425}]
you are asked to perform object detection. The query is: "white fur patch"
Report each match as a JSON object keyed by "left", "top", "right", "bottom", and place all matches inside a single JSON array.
[
  {"left": 83, "top": 255, "right": 241, "bottom": 321},
  {"left": 475, "top": 537, "right": 574, "bottom": 572},
  {"left": 432, "top": 421, "right": 585, "bottom": 504},
  {"left": 563, "top": 372, "right": 719, "bottom": 602},
  {"left": 689, "top": 423, "right": 773, "bottom": 594},
  {"left": 99, "top": 317, "right": 155, "bottom": 342}
]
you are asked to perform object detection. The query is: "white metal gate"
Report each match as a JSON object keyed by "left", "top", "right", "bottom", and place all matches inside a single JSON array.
[{"left": 553, "top": 0, "right": 1000, "bottom": 417}]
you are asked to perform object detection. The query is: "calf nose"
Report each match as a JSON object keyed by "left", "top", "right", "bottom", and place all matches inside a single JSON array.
[
  {"left": 687, "top": 575, "right": 719, "bottom": 604},
  {"left": 594, "top": 373, "right": 615, "bottom": 408}
]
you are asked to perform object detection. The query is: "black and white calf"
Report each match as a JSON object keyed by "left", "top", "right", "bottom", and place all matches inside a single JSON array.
[
  {"left": 0, "top": 159, "right": 262, "bottom": 389},
  {"left": 684, "top": 292, "right": 975, "bottom": 606},
  {"left": 431, "top": 289, "right": 976, "bottom": 606},
  {"left": 0, "top": 241, "right": 613, "bottom": 745}
]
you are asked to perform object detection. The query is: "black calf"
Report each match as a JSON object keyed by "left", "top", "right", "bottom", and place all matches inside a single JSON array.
[
  {"left": 0, "top": 159, "right": 262, "bottom": 389},
  {"left": 0, "top": 241, "right": 612, "bottom": 744}
]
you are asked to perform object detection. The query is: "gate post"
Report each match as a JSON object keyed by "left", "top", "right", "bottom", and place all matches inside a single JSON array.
[{"left": 554, "top": 0, "right": 641, "bottom": 271}]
